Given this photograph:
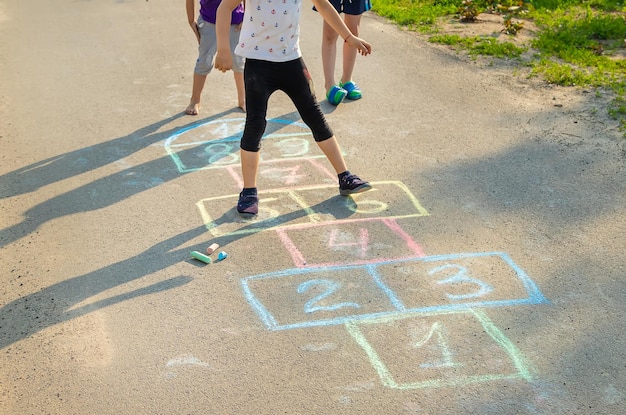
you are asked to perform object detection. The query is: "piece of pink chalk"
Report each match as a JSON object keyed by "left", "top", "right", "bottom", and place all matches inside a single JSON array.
[{"left": 206, "top": 243, "right": 220, "bottom": 255}]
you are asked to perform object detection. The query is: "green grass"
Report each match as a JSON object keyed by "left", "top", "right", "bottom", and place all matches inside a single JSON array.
[
  {"left": 428, "top": 34, "right": 527, "bottom": 58},
  {"left": 371, "top": 0, "right": 626, "bottom": 135},
  {"left": 373, "top": 0, "right": 460, "bottom": 31}
]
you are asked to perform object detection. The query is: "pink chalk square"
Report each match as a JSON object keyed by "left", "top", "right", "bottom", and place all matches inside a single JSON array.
[
  {"left": 229, "top": 158, "right": 338, "bottom": 189},
  {"left": 276, "top": 218, "right": 425, "bottom": 268}
]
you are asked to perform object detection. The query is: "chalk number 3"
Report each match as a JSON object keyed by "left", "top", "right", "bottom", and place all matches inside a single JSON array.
[{"left": 428, "top": 264, "right": 493, "bottom": 300}]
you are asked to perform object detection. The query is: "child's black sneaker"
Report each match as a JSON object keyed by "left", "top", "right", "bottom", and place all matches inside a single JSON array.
[
  {"left": 237, "top": 188, "right": 258, "bottom": 217},
  {"left": 338, "top": 173, "right": 372, "bottom": 196}
]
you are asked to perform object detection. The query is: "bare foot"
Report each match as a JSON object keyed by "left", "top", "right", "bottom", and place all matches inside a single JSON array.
[
  {"left": 238, "top": 102, "right": 246, "bottom": 113},
  {"left": 185, "top": 102, "right": 200, "bottom": 116}
]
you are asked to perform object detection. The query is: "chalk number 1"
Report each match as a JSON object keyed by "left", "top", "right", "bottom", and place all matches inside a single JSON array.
[{"left": 412, "top": 322, "right": 460, "bottom": 369}]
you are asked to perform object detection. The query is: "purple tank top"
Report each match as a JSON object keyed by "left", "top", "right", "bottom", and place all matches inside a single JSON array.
[{"left": 199, "top": 0, "right": 244, "bottom": 25}]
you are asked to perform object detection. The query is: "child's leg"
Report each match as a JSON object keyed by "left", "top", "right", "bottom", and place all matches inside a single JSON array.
[
  {"left": 280, "top": 59, "right": 348, "bottom": 174},
  {"left": 230, "top": 24, "right": 246, "bottom": 112},
  {"left": 318, "top": 135, "right": 371, "bottom": 195},
  {"left": 236, "top": 60, "right": 268, "bottom": 216},
  {"left": 240, "top": 149, "right": 260, "bottom": 188},
  {"left": 316, "top": 135, "right": 348, "bottom": 174},
  {"left": 186, "top": 73, "right": 207, "bottom": 115},
  {"left": 238, "top": 59, "right": 274, "bottom": 190},
  {"left": 321, "top": 20, "right": 340, "bottom": 93},
  {"left": 233, "top": 71, "right": 245, "bottom": 112},
  {"left": 237, "top": 148, "right": 261, "bottom": 216},
  {"left": 340, "top": 14, "right": 362, "bottom": 84},
  {"left": 282, "top": 58, "right": 371, "bottom": 194}
]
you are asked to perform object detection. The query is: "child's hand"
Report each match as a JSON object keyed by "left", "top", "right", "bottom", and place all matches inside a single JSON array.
[
  {"left": 192, "top": 23, "right": 201, "bottom": 44},
  {"left": 215, "top": 51, "right": 233, "bottom": 72},
  {"left": 345, "top": 34, "right": 372, "bottom": 56}
]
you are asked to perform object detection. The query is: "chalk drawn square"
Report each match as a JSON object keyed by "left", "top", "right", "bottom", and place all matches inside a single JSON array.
[
  {"left": 196, "top": 190, "right": 312, "bottom": 237},
  {"left": 276, "top": 219, "right": 424, "bottom": 268},
  {"left": 256, "top": 159, "right": 337, "bottom": 187},
  {"left": 223, "top": 158, "right": 337, "bottom": 189},
  {"left": 165, "top": 118, "right": 327, "bottom": 173},
  {"left": 197, "top": 182, "right": 430, "bottom": 238},
  {"left": 375, "top": 252, "right": 547, "bottom": 312},
  {"left": 293, "top": 181, "right": 429, "bottom": 221},
  {"left": 241, "top": 266, "right": 398, "bottom": 331},
  {"left": 345, "top": 309, "right": 534, "bottom": 389}
]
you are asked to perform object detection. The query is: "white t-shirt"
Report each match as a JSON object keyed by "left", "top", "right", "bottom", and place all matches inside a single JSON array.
[{"left": 235, "top": 0, "right": 302, "bottom": 62}]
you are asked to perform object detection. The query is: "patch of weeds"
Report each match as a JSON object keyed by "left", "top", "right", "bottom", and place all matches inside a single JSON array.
[
  {"left": 372, "top": 0, "right": 458, "bottom": 31},
  {"left": 374, "top": 0, "right": 626, "bottom": 137},
  {"left": 502, "top": 14, "right": 525, "bottom": 34},
  {"left": 470, "top": 37, "right": 527, "bottom": 57},
  {"left": 493, "top": 1, "right": 533, "bottom": 35},
  {"left": 532, "top": 8, "right": 626, "bottom": 67},
  {"left": 610, "top": 89, "right": 626, "bottom": 136},
  {"left": 428, "top": 33, "right": 473, "bottom": 46},
  {"left": 429, "top": 34, "right": 526, "bottom": 58},
  {"left": 529, "top": 59, "right": 606, "bottom": 86},
  {"left": 610, "top": 96, "right": 626, "bottom": 115},
  {"left": 458, "top": 0, "right": 481, "bottom": 21},
  {"left": 529, "top": 5, "right": 626, "bottom": 115}
]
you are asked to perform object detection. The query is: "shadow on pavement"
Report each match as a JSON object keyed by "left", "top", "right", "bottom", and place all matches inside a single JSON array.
[{"left": 0, "top": 109, "right": 303, "bottom": 248}]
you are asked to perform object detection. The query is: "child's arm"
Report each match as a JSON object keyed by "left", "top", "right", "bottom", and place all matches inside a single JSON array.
[
  {"left": 186, "top": 0, "right": 201, "bottom": 43},
  {"left": 310, "top": 0, "right": 372, "bottom": 56},
  {"left": 236, "top": 0, "right": 245, "bottom": 32},
  {"left": 215, "top": 0, "right": 243, "bottom": 72}
]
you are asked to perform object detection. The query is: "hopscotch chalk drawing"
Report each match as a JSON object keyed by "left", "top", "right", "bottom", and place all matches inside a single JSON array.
[
  {"left": 345, "top": 309, "right": 535, "bottom": 389},
  {"left": 165, "top": 116, "right": 548, "bottom": 389},
  {"left": 165, "top": 118, "right": 329, "bottom": 173},
  {"left": 196, "top": 181, "right": 429, "bottom": 238},
  {"left": 240, "top": 252, "right": 546, "bottom": 331}
]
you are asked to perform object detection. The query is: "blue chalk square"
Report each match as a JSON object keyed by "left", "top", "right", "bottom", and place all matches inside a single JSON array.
[
  {"left": 165, "top": 118, "right": 325, "bottom": 173},
  {"left": 165, "top": 117, "right": 246, "bottom": 173},
  {"left": 345, "top": 309, "right": 534, "bottom": 389},
  {"left": 375, "top": 252, "right": 548, "bottom": 312},
  {"left": 241, "top": 266, "right": 400, "bottom": 331}
]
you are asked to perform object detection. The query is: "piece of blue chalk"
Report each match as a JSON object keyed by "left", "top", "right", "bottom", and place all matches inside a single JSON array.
[{"left": 217, "top": 251, "right": 228, "bottom": 261}]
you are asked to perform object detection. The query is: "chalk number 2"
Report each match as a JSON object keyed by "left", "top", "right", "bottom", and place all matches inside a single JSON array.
[{"left": 297, "top": 279, "right": 360, "bottom": 313}]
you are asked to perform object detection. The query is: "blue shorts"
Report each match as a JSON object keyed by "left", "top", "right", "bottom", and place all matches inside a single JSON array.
[{"left": 314, "top": 0, "right": 372, "bottom": 16}]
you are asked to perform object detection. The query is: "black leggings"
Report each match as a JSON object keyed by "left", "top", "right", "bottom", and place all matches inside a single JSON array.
[{"left": 240, "top": 58, "right": 334, "bottom": 152}]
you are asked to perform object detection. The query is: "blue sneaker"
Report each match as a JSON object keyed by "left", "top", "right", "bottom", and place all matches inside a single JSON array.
[
  {"left": 340, "top": 81, "right": 362, "bottom": 100},
  {"left": 327, "top": 85, "right": 347, "bottom": 106},
  {"left": 237, "top": 188, "right": 258, "bottom": 217}
]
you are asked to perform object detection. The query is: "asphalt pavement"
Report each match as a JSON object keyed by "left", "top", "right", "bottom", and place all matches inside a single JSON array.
[{"left": 1, "top": 0, "right": 625, "bottom": 414}]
